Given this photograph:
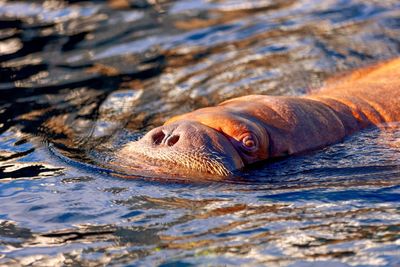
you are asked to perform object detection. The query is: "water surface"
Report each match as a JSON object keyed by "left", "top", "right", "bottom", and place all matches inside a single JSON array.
[{"left": 1, "top": 0, "right": 400, "bottom": 265}]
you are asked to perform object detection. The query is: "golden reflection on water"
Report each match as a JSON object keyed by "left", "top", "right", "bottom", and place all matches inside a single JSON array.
[{"left": 0, "top": 190, "right": 399, "bottom": 265}]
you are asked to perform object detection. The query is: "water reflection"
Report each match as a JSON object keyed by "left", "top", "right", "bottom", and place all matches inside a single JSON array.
[{"left": 0, "top": 0, "right": 400, "bottom": 265}]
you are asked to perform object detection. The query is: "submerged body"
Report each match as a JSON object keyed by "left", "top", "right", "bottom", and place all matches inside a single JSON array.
[{"left": 115, "top": 58, "right": 400, "bottom": 178}]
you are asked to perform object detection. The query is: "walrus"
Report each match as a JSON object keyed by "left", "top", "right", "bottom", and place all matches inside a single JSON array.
[{"left": 113, "top": 58, "right": 400, "bottom": 178}]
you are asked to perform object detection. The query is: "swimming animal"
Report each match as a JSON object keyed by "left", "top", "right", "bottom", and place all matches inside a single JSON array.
[{"left": 114, "top": 58, "right": 400, "bottom": 177}]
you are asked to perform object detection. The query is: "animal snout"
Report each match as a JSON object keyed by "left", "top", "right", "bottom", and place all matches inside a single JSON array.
[{"left": 150, "top": 128, "right": 180, "bottom": 147}]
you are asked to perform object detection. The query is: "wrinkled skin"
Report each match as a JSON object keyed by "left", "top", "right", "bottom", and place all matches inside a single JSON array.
[{"left": 115, "top": 58, "right": 400, "bottom": 178}]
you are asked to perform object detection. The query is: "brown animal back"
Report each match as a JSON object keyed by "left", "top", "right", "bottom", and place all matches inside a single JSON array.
[{"left": 313, "top": 58, "right": 400, "bottom": 124}]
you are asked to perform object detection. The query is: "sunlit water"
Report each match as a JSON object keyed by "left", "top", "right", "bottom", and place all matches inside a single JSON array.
[{"left": 0, "top": 0, "right": 400, "bottom": 266}]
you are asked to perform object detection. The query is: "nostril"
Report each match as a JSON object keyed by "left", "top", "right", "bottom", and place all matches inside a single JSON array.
[
  {"left": 166, "top": 134, "right": 180, "bottom": 146},
  {"left": 152, "top": 131, "right": 165, "bottom": 145}
]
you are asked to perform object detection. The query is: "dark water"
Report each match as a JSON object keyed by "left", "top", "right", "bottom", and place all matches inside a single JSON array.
[{"left": 1, "top": 0, "right": 400, "bottom": 265}]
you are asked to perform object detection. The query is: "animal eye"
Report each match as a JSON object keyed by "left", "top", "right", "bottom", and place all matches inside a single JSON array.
[
  {"left": 242, "top": 135, "right": 257, "bottom": 151},
  {"left": 243, "top": 136, "right": 255, "bottom": 147}
]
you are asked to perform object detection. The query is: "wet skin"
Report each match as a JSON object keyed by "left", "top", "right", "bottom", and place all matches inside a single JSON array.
[{"left": 115, "top": 58, "right": 400, "bottom": 177}]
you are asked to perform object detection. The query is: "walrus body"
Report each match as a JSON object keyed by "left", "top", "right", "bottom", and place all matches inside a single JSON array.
[{"left": 115, "top": 58, "right": 400, "bottom": 178}]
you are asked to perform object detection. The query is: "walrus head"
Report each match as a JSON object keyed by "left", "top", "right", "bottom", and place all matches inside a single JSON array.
[{"left": 113, "top": 106, "right": 270, "bottom": 177}]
